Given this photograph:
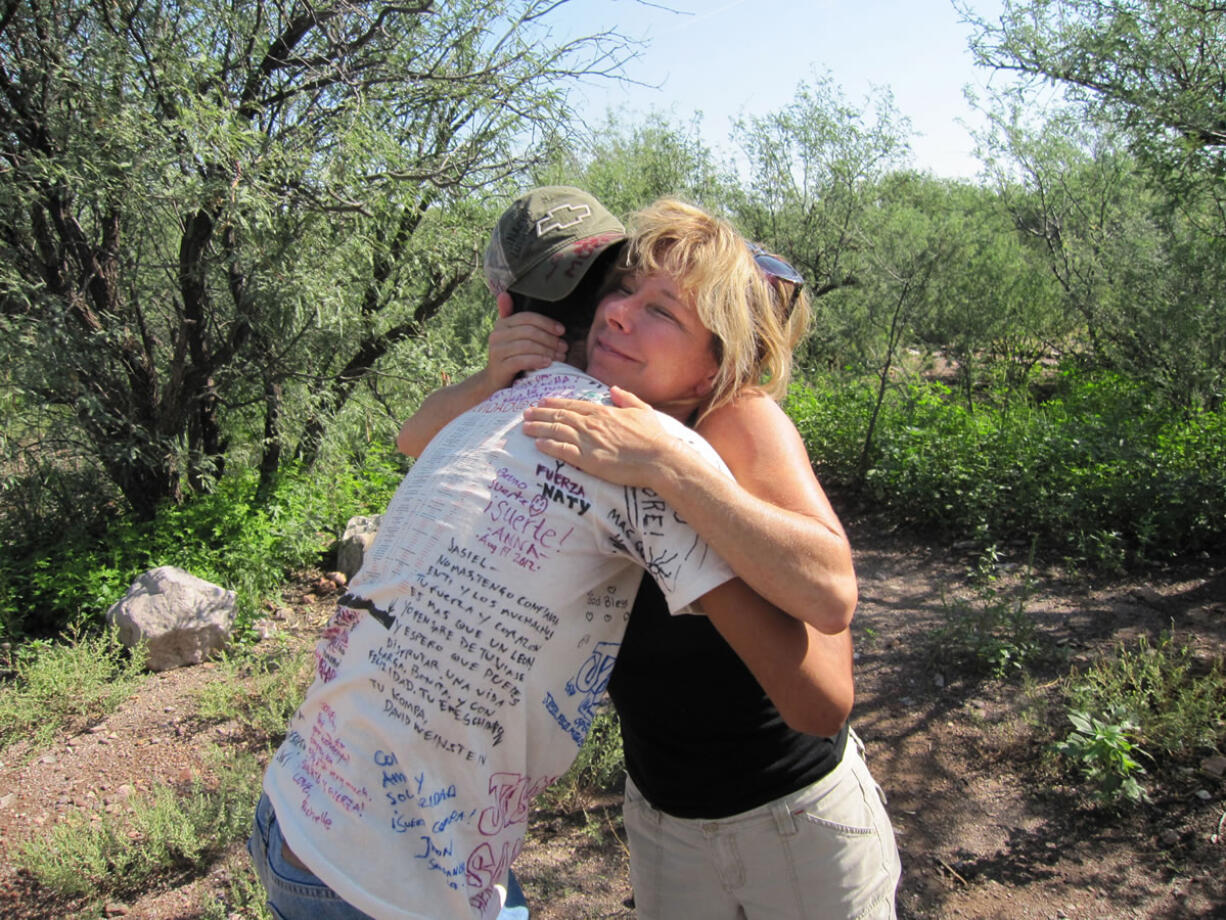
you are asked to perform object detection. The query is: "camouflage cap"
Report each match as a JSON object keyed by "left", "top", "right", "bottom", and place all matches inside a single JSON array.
[{"left": 484, "top": 186, "right": 626, "bottom": 301}]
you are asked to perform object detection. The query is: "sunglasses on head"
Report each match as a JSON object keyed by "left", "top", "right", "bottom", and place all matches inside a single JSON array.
[{"left": 747, "top": 242, "right": 804, "bottom": 318}]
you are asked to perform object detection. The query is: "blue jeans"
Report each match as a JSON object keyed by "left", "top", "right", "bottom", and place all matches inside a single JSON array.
[
  {"left": 500, "top": 869, "right": 530, "bottom": 920},
  {"left": 248, "top": 793, "right": 530, "bottom": 919}
]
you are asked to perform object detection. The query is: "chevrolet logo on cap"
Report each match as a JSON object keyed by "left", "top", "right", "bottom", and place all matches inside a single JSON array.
[{"left": 536, "top": 203, "right": 592, "bottom": 236}]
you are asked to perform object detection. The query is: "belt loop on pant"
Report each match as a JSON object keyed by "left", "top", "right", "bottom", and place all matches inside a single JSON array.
[
  {"left": 771, "top": 799, "right": 798, "bottom": 837},
  {"left": 849, "top": 726, "right": 866, "bottom": 758}
]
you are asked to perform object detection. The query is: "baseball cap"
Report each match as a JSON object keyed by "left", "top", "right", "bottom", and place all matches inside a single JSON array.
[{"left": 484, "top": 186, "right": 626, "bottom": 301}]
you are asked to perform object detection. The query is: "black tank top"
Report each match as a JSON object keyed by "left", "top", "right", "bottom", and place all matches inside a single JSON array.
[{"left": 607, "top": 573, "right": 847, "bottom": 819}]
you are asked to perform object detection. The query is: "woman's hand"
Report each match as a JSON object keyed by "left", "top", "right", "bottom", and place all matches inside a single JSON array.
[
  {"left": 481, "top": 292, "right": 568, "bottom": 392},
  {"left": 522, "top": 386, "right": 680, "bottom": 490}
]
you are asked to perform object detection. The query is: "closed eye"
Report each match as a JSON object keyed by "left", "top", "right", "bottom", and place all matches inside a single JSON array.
[{"left": 648, "top": 303, "right": 678, "bottom": 323}]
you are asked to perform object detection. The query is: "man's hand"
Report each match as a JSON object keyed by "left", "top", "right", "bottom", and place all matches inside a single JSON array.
[{"left": 481, "top": 292, "right": 568, "bottom": 392}]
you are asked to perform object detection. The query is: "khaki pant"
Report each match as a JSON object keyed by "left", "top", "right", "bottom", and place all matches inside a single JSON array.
[{"left": 623, "top": 733, "right": 900, "bottom": 920}]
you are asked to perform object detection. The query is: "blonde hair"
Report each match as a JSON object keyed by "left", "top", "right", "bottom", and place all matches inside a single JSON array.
[
  {"left": 767, "top": 266, "right": 813, "bottom": 366},
  {"left": 618, "top": 198, "right": 808, "bottom": 418}
]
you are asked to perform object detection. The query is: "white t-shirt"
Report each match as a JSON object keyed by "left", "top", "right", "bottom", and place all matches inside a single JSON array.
[{"left": 263, "top": 364, "right": 734, "bottom": 920}]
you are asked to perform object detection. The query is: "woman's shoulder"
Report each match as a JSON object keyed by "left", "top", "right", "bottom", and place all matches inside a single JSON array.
[
  {"left": 695, "top": 391, "right": 815, "bottom": 499},
  {"left": 697, "top": 391, "right": 796, "bottom": 445}
]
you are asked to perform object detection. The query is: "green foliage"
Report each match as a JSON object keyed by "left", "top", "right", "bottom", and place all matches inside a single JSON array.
[
  {"left": 1054, "top": 707, "right": 1150, "bottom": 807},
  {"left": 929, "top": 546, "right": 1047, "bottom": 679},
  {"left": 784, "top": 378, "right": 875, "bottom": 485},
  {"left": 0, "top": 0, "right": 633, "bottom": 517},
  {"left": 1065, "top": 632, "right": 1226, "bottom": 762},
  {"left": 965, "top": 0, "right": 1226, "bottom": 220},
  {"left": 0, "top": 443, "right": 406, "bottom": 639},
  {"left": 195, "top": 641, "right": 314, "bottom": 742},
  {"left": 901, "top": 177, "right": 1067, "bottom": 401},
  {"left": 13, "top": 745, "right": 262, "bottom": 900},
  {"left": 789, "top": 367, "right": 1226, "bottom": 568},
  {"left": 538, "top": 707, "right": 625, "bottom": 811},
  {"left": 547, "top": 112, "right": 726, "bottom": 216},
  {"left": 0, "top": 408, "right": 122, "bottom": 547},
  {"left": 980, "top": 106, "right": 1226, "bottom": 410},
  {"left": 729, "top": 72, "right": 911, "bottom": 325},
  {"left": 0, "top": 627, "right": 147, "bottom": 752}
]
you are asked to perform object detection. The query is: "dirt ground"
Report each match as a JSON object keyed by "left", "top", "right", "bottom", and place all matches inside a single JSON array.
[{"left": 0, "top": 517, "right": 1223, "bottom": 919}]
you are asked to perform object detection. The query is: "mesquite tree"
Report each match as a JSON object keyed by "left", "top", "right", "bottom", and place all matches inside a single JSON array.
[
  {"left": 962, "top": 0, "right": 1226, "bottom": 210},
  {"left": 963, "top": 0, "right": 1226, "bottom": 406},
  {"left": 0, "top": 0, "right": 631, "bottom": 518}
]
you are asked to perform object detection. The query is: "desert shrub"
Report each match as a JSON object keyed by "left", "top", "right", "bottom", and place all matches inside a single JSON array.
[
  {"left": 1054, "top": 631, "right": 1225, "bottom": 806},
  {"left": 788, "top": 367, "right": 1226, "bottom": 568},
  {"left": 13, "top": 745, "right": 261, "bottom": 900},
  {"left": 1064, "top": 631, "right": 1226, "bottom": 762},
  {"left": 0, "top": 626, "right": 147, "bottom": 752},
  {"left": 0, "top": 443, "right": 406, "bottom": 640},
  {"left": 195, "top": 641, "right": 315, "bottom": 742}
]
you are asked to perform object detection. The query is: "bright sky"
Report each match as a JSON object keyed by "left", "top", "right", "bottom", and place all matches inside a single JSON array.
[{"left": 554, "top": 0, "right": 1009, "bottom": 179}]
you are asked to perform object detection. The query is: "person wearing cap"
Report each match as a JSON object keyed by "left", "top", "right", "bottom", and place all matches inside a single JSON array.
[
  {"left": 248, "top": 190, "right": 852, "bottom": 920},
  {"left": 411, "top": 195, "right": 900, "bottom": 918},
  {"left": 396, "top": 186, "right": 627, "bottom": 459}
]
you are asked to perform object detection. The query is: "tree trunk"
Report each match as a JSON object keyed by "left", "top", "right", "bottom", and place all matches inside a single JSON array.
[
  {"left": 255, "top": 380, "right": 284, "bottom": 506},
  {"left": 858, "top": 280, "right": 912, "bottom": 484},
  {"left": 187, "top": 380, "right": 227, "bottom": 493},
  {"left": 99, "top": 439, "right": 182, "bottom": 522}
]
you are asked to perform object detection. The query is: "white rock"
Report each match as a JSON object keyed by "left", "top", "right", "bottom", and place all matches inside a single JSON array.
[
  {"left": 106, "top": 566, "right": 236, "bottom": 671},
  {"left": 336, "top": 514, "right": 383, "bottom": 580}
]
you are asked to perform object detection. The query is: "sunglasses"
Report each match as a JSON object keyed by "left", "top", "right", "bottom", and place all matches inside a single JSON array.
[{"left": 747, "top": 242, "right": 805, "bottom": 319}]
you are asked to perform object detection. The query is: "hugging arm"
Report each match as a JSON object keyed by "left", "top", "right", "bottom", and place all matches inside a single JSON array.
[
  {"left": 397, "top": 316, "right": 856, "bottom": 731},
  {"left": 690, "top": 394, "right": 855, "bottom": 735},
  {"left": 396, "top": 295, "right": 567, "bottom": 458},
  {"left": 696, "top": 577, "right": 853, "bottom": 737},
  {"left": 522, "top": 390, "right": 858, "bottom": 634}
]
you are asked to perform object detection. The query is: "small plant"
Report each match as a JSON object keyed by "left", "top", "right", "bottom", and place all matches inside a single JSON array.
[
  {"left": 0, "top": 626, "right": 147, "bottom": 752},
  {"left": 1065, "top": 631, "right": 1226, "bottom": 761},
  {"left": 1054, "top": 706, "right": 1150, "bottom": 806},
  {"left": 13, "top": 745, "right": 262, "bottom": 900},
  {"left": 195, "top": 641, "right": 314, "bottom": 743},
  {"left": 198, "top": 861, "right": 275, "bottom": 920},
  {"left": 929, "top": 545, "right": 1046, "bottom": 679}
]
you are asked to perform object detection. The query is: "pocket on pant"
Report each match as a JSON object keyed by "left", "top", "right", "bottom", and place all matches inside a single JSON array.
[
  {"left": 786, "top": 774, "right": 897, "bottom": 918},
  {"left": 267, "top": 814, "right": 331, "bottom": 890},
  {"left": 793, "top": 773, "right": 879, "bottom": 837}
]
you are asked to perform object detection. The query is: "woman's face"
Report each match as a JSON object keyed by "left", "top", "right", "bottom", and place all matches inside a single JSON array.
[{"left": 584, "top": 271, "right": 719, "bottom": 421}]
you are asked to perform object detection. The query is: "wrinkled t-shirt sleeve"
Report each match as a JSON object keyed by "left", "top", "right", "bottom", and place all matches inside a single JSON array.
[{"left": 598, "top": 422, "right": 735, "bottom": 614}]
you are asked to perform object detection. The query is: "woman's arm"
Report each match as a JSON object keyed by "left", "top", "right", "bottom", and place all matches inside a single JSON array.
[
  {"left": 522, "top": 389, "right": 858, "bottom": 634},
  {"left": 697, "top": 576, "right": 854, "bottom": 736},
  {"left": 695, "top": 394, "right": 856, "bottom": 734},
  {"left": 396, "top": 294, "right": 567, "bottom": 458}
]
